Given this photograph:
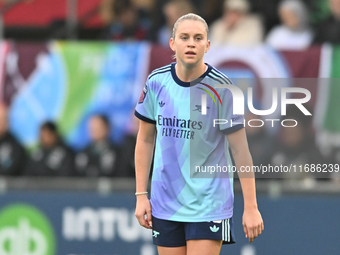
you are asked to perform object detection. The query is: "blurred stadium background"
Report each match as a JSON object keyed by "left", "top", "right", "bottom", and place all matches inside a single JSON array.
[{"left": 0, "top": 0, "right": 340, "bottom": 254}]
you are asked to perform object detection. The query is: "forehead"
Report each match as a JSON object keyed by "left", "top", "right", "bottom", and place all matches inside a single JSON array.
[{"left": 176, "top": 20, "right": 207, "bottom": 35}]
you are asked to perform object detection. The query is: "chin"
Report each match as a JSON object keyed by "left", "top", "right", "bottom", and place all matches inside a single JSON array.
[{"left": 180, "top": 58, "right": 199, "bottom": 65}]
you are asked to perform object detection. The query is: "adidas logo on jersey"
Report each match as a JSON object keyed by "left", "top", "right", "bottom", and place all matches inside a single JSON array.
[
  {"left": 159, "top": 101, "right": 165, "bottom": 107},
  {"left": 210, "top": 225, "right": 219, "bottom": 232},
  {"left": 193, "top": 105, "right": 209, "bottom": 112}
]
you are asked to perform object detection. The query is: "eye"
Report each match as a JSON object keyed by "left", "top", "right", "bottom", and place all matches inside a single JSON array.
[
  {"left": 181, "top": 36, "right": 187, "bottom": 40},
  {"left": 196, "top": 37, "right": 202, "bottom": 41}
]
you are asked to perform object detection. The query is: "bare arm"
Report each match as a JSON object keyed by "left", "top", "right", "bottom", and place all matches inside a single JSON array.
[
  {"left": 227, "top": 128, "right": 264, "bottom": 242},
  {"left": 134, "top": 119, "right": 156, "bottom": 229}
]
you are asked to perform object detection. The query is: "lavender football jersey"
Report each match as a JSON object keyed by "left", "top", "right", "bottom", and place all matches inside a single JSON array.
[{"left": 135, "top": 63, "right": 244, "bottom": 222}]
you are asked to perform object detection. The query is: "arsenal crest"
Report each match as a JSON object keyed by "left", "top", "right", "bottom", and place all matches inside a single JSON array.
[{"left": 138, "top": 84, "right": 148, "bottom": 104}]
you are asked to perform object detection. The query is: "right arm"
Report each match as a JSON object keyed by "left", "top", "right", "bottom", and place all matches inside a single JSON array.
[{"left": 134, "top": 119, "right": 156, "bottom": 229}]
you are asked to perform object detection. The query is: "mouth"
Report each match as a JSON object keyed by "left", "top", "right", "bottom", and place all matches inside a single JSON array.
[{"left": 185, "top": 51, "right": 196, "bottom": 56}]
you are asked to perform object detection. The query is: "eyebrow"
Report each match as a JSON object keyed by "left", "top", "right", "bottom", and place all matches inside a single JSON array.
[{"left": 178, "top": 33, "right": 205, "bottom": 37}]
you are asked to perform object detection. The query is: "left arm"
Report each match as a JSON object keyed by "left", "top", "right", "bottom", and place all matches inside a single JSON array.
[{"left": 227, "top": 128, "right": 264, "bottom": 243}]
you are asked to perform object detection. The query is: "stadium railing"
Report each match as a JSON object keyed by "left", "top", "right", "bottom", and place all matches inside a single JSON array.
[{"left": 0, "top": 177, "right": 339, "bottom": 196}]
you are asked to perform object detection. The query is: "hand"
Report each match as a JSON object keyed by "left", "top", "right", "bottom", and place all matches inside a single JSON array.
[
  {"left": 242, "top": 207, "right": 264, "bottom": 243},
  {"left": 135, "top": 195, "right": 152, "bottom": 229}
]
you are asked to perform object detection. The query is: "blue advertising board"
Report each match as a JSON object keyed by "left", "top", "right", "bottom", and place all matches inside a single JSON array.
[
  {"left": 0, "top": 192, "right": 339, "bottom": 255},
  {"left": 0, "top": 192, "right": 154, "bottom": 255}
]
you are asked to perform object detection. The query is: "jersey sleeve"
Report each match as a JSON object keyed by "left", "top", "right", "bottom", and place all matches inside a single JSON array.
[
  {"left": 134, "top": 78, "right": 156, "bottom": 124},
  {"left": 218, "top": 86, "right": 245, "bottom": 135}
]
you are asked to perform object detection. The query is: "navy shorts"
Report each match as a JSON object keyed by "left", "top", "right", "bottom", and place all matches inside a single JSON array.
[{"left": 152, "top": 216, "right": 236, "bottom": 247}]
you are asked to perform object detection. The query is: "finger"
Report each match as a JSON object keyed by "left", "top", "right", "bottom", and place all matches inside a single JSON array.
[
  {"left": 136, "top": 213, "right": 146, "bottom": 227},
  {"left": 258, "top": 226, "right": 262, "bottom": 235},
  {"left": 243, "top": 224, "right": 248, "bottom": 238},
  {"left": 142, "top": 220, "right": 152, "bottom": 229},
  {"left": 140, "top": 216, "right": 151, "bottom": 229},
  {"left": 146, "top": 208, "right": 152, "bottom": 227},
  {"left": 249, "top": 237, "right": 254, "bottom": 243},
  {"left": 253, "top": 226, "right": 258, "bottom": 238},
  {"left": 247, "top": 226, "right": 255, "bottom": 240},
  {"left": 261, "top": 222, "right": 264, "bottom": 231},
  {"left": 141, "top": 214, "right": 152, "bottom": 229},
  {"left": 135, "top": 211, "right": 149, "bottom": 229}
]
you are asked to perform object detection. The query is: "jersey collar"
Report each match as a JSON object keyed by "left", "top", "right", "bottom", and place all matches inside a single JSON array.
[{"left": 171, "top": 62, "right": 212, "bottom": 87}]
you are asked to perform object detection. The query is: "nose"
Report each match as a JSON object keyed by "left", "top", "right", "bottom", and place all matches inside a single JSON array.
[{"left": 187, "top": 38, "right": 195, "bottom": 48}]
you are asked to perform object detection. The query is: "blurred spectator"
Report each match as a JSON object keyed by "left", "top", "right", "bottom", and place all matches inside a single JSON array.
[
  {"left": 269, "top": 106, "right": 327, "bottom": 179},
  {"left": 197, "top": 0, "right": 225, "bottom": 25},
  {"left": 132, "top": 0, "right": 156, "bottom": 20},
  {"left": 0, "top": 103, "right": 26, "bottom": 175},
  {"left": 266, "top": 0, "right": 313, "bottom": 50},
  {"left": 98, "top": 0, "right": 115, "bottom": 26},
  {"left": 25, "top": 121, "right": 75, "bottom": 176},
  {"left": 75, "top": 115, "right": 120, "bottom": 177},
  {"left": 250, "top": 0, "right": 281, "bottom": 34},
  {"left": 314, "top": 0, "right": 340, "bottom": 44},
  {"left": 158, "top": 0, "right": 195, "bottom": 47},
  {"left": 209, "top": 0, "right": 264, "bottom": 47},
  {"left": 102, "top": 0, "right": 150, "bottom": 41},
  {"left": 133, "top": 0, "right": 155, "bottom": 10}
]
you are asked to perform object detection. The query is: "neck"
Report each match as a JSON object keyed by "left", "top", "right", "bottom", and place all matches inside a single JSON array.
[{"left": 175, "top": 61, "right": 206, "bottom": 82}]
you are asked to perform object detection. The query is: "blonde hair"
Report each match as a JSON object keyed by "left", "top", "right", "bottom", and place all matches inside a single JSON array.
[{"left": 172, "top": 13, "right": 209, "bottom": 39}]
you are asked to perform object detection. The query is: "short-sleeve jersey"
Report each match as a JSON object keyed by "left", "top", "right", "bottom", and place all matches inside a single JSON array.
[{"left": 135, "top": 63, "right": 244, "bottom": 222}]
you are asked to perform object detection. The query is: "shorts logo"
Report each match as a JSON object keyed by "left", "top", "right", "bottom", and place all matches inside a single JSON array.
[
  {"left": 138, "top": 84, "right": 148, "bottom": 104},
  {"left": 210, "top": 225, "right": 219, "bottom": 232},
  {"left": 159, "top": 101, "right": 165, "bottom": 107},
  {"left": 153, "top": 230, "right": 160, "bottom": 237}
]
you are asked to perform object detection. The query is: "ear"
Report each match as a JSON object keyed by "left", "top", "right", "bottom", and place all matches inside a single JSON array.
[
  {"left": 169, "top": 38, "right": 175, "bottom": 52},
  {"left": 205, "top": 40, "right": 211, "bottom": 53}
]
